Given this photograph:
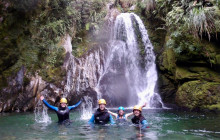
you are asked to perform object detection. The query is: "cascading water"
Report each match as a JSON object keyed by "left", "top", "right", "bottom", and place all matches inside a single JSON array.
[
  {"left": 34, "top": 99, "right": 51, "bottom": 124},
  {"left": 96, "top": 13, "right": 164, "bottom": 108},
  {"left": 80, "top": 96, "right": 93, "bottom": 120}
]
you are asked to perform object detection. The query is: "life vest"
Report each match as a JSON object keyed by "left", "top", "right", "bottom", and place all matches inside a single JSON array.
[
  {"left": 131, "top": 115, "right": 146, "bottom": 124},
  {"left": 56, "top": 107, "right": 70, "bottom": 123},
  {"left": 94, "top": 108, "right": 110, "bottom": 125},
  {"left": 116, "top": 115, "right": 126, "bottom": 123}
]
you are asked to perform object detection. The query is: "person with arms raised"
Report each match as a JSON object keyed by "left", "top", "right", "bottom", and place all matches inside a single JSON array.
[{"left": 40, "top": 95, "right": 81, "bottom": 124}]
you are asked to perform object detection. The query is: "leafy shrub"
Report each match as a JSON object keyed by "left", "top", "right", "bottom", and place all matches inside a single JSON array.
[{"left": 185, "top": 7, "right": 216, "bottom": 40}]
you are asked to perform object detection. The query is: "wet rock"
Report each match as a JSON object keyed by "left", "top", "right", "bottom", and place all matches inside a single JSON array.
[
  {"left": 63, "top": 45, "right": 107, "bottom": 107},
  {"left": 157, "top": 74, "right": 176, "bottom": 104},
  {"left": 175, "top": 80, "right": 220, "bottom": 110},
  {"left": 158, "top": 48, "right": 176, "bottom": 80},
  {"left": 60, "top": 34, "right": 73, "bottom": 54},
  {"left": 12, "top": 74, "right": 47, "bottom": 112},
  {"left": 0, "top": 66, "right": 25, "bottom": 112},
  {"left": 119, "top": 0, "right": 135, "bottom": 10}
]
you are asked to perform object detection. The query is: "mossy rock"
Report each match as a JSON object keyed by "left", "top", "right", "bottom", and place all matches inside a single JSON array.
[
  {"left": 175, "top": 80, "right": 220, "bottom": 110},
  {"left": 159, "top": 48, "right": 176, "bottom": 76},
  {"left": 139, "top": 15, "right": 166, "bottom": 55},
  {"left": 203, "top": 103, "right": 220, "bottom": 112},
  {"left": 175, "top": 66, "right": 220, "bottom": 82},
  {"left": 166, "top": 29, "right": 220, "bottom": 65},
  {"left": 39, "top": 66, "right": 65, "bottom": 85},
  {"left": 175, "top": 67, "right": 199, "bottom": 81},
  {"left": 215, "top": 54, "right": 220, "bottom": 65}
]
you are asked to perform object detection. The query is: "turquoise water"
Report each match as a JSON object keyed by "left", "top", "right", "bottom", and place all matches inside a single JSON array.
[{"left": 0, "top": 109, "right": 220, "bottom": 140}]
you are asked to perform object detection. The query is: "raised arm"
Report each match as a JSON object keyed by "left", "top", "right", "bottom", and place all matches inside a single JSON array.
[
  {"left": 108, "top": 110, "right": 118, "bottom": 118},
  {"left": 125, "top": 112, "right": 133, "bottom": 120},
  {"left": 40, "top": 96, "right": 58, "bottom": 111},
  {"left": 141, "top": 102, "right": 147, "bottom": 108},
  {"left": 68, "top": 100, "right": 82, "bottom": 110}
]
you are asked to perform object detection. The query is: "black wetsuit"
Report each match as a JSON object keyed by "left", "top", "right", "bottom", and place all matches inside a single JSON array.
[
  {"left": 42, "top": 99, "right": 81, "bottom": 123},
  {"left": 89, "top": 108, "right": 115, "bottom": 125},
  {"left": 131, "top": 115, "right": 148, "bottom": 129},
  {"left": 57, "top": 107, "right": 70, "bottom": 123}
]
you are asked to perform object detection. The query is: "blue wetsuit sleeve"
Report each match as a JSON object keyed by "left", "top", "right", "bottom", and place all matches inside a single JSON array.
[
  {"left": 42, "top": 99, "right": 58, "bottom": 111},
  {"left": 109, "top": 114, "right": 115, "bottom": 124},
  {"left": 141, "top": 120, "right": 148, "bottom": 130},
  {"left": 68, "top": 100, "right": 81, "bottom": 110},
  {"left": 88, "top": 114, "right": 95, "bottom": 124}
]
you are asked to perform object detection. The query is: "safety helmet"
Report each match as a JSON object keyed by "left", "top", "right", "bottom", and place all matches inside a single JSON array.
[
  {"left": 133, "top": 105, "right": 142, "bottom": 112},
  {"left": 118, "top": 106, "right": 125, "bottom": 111},
  {"left": 60, "top": 98, "right": 67, "bottom": 104},
  {"left": 98, "top": 99, "right": 106, "bottom": 105}
]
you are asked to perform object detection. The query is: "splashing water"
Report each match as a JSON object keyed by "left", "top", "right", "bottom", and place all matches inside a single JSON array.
[
  {"left": 34, "top": 100, "right": 51, "bottom": 124},
  {"left": 80, "top": 96, "right": 93, "bottom": 120}
]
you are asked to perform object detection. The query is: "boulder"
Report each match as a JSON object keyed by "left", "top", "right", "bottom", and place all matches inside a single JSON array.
[{"left": 175, "top": 80, "right": 220, "bottom": 110}]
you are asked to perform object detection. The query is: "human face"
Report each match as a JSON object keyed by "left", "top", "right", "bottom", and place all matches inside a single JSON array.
[
  {"left": 118, "top": 110, "right": 124, "bottom": 116},
  {"left": 133, "top": 109, "right": 141, "bottom": 117},
  {"left": 99, "top": 104, "right": 106, "bottom": 111},
  {"left": 60, "top": 103, "right": 67, "bottom": 108}
]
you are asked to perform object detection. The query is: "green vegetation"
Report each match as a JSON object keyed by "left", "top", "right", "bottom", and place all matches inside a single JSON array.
[
  {"left": 165, "top": 0, "right": 220, "bottom": 40},
  {"left": 0, "top": 0, "right": 77, "bottom": 84},
  {"left": 0, "top": 0, "right": 107, "bottom": 88}
]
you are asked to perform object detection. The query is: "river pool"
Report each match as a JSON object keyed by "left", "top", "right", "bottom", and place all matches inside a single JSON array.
[{"left": 0, "top": 109, "right": 220, "bottom": 140}]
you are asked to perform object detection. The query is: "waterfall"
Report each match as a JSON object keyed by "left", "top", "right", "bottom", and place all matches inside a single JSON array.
[{"left": 96, "top": 13, "right": 164, "bottom": 108}]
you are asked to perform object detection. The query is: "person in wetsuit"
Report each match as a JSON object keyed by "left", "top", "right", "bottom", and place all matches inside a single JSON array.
[
  {"left": 131, "top": 105, "right": 148, "bottom": 130},
  {"left": 112, "top": 106, "right": 127, "bottom": 123},
  {"left": 88, "top": 99, "right": 115, "bottom": 125},
  {"left": 40, "top": 96, "right": 81, "bottom": 124},
  {"left": 108, "top": 103, "right": 147, "bottom": 123}
]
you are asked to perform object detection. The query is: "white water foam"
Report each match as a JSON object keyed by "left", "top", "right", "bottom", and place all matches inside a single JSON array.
[
  {"left": 80, "top": 96, "right": 93, "bottom": 120},
  {"left": 34, "top": 100, "right": 51, "bottom": 124}
]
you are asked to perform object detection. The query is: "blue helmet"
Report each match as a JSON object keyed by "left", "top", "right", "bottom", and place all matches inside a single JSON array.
[{"left": 118, "top": 106, "right": 125, "bottom": 111}]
